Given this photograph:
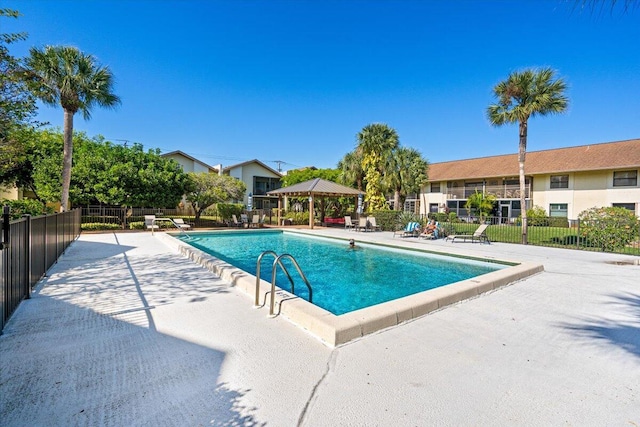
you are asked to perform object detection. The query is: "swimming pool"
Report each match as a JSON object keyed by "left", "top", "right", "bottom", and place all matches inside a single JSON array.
[
  {"left": 159, "top": 230, "right": 543, "bottom": 346},
  {"left": 178, "top": 230, "right": 504, "bottom": 315}
]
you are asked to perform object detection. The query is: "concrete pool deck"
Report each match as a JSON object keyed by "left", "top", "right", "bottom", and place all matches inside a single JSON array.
[{"left": 1, "top": 228, "right": 639, "bottom": 425}]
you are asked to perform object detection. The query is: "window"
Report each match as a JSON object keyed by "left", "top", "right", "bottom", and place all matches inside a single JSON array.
[
  {"left": 613, "top": 170, "right": 637, "bottom": 187},
  {"left": 612, "top": 203, "right": 636, "bottom": 212},
  {"left": 429, "top": 203, "right": 439, "bottom": 213},
  {"left": 550, "top": 175, "right": 569, "bottom": 189},
  {"left": 550, "top": 203, "right": 568, "bottom": 217},
  {"left": 430, "top": 182, "right": 441, "bottom": 193}
]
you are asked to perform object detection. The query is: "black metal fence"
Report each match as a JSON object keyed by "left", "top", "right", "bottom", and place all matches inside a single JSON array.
[{"left": 1, "top": 208, "right": 81, "bottom": 332}]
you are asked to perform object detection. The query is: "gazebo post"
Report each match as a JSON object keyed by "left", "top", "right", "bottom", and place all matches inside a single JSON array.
[
  {"left": 277, "top": 196, "right": 282, "bottom": 226},
  {"left": 309, "top": 194, "right": 314, "bottom": 229}
]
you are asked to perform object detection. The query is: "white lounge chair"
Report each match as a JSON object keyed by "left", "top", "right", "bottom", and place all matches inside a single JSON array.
[
  {"left": 446, "top": 223, "right": 490, "bottom": 243},
  {"left": 344, "top": 216, "right": 355, "bottom": 231},
  {"left": 172, "top": 218, "right": 191, "bottom": 229},
  {"left": 144, "top": 215, "right": 159, "bottom": 231}
]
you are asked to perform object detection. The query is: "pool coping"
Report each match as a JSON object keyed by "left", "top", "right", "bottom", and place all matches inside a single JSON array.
[{"left": 156, "top": 230, "right": 544, "bottom": 347}]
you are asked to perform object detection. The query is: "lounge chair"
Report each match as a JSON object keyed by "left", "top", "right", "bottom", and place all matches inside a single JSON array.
[
  {"left": 367, "top": 216, "right": 381, "bottom": 231},
  {"left": 356, "top": 217, "right": 369, "bottom": 232},
  {"left": 393, "top": 221, "right": 421, "bottom": 238},
  {"left": 172, "top": 218, "right": 191, "bottom": 229},
  {"left": 230, "top": 214, "right": 243, "bottom": 228},
  {"left": 249, "top": 214, "right": 260, "bottom": 228},
  {"left": 446, "top": 223, "right": 490, "bottom": 243},
  {"left": 344, "top": 216, "right": 355, "bottom": 231},
  {"left": 144, "top": 215, "right": 159, "bottom": 231}
]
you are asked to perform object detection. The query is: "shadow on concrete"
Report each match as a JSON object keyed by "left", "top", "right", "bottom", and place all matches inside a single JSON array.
[
  {"left": 0, "top": 293, "right": 265, "bottom": 426},
  {"left": 559, "top": 292, "right": 640, "bottom": 358}
]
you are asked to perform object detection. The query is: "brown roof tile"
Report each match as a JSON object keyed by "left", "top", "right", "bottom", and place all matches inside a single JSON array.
[{"left": 428, "top": 139, "right": 640, "bottom": 181}]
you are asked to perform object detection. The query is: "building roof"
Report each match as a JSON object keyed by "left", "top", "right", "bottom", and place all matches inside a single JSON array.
[
  {"left": 161, "top": 150, "right": 218, "bottom": 172},
  {"left": 223, "top": 159, "right": 283, "bottom": 177},
  {"left": 267, "top": 178, "right": 363, "bottom": 197},
  {"left": 428, "top": 138, "right": 640, "bottom": 181}
]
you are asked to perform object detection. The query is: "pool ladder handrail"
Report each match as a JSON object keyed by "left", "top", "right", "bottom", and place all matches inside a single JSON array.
[
  {"left": 255, "top": 251, "right": 295, "bottom": 306},
  {"left": 254, "top": 251, "right": 313, "bottom": 316}
]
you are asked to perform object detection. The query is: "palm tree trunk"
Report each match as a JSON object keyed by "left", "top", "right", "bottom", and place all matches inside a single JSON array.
[
  {"left": 394, "top": 190, "right": 401, "bottom": 211},
  {"left": 519, "top": 120, "right": 528, "bottom": 244},
  {"left": 60, "top": 109, "right": 74, "bottom": 212}
]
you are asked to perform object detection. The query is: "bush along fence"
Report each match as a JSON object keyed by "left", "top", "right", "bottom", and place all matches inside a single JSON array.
[{"left": 1, "top": 207, "right": 81, "bottom": 332}]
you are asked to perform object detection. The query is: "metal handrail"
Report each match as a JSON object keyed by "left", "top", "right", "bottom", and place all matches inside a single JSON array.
[
  {"left": 255, "top": 251, "right": 295, "bottom": 307},
  {"left": 269, "top": 253, "right": 313, "bottom": 316}
]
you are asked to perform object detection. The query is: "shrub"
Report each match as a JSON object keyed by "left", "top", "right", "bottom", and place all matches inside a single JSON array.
[
  {"left": 527, "top": 206, "right": 549, "bottom": 226},
  {"left": 129, "top": 221, "right": 145, "bottom": 230},
  {"left": 214, "top": 203, "right": 244, "bottom": 221},
  {"left": 578, "top": 206, "right": 640, "bottom": 252},
  {"left": 370, "top": 210, "right": 401, "bottom": 231},
  {"left": 284, "top": 211, "right": 309, "bottom": 225},
  {"left": 1, "top": 199, "right": 53, "bottom": 220},
  {"left": 81, "top": 223, "right": 122, "bottom": 231},
  {"left": 434, "top": 212, "right": 449, "bottom": 223},
  {"left": 448, "top": 212, "right": 459, "bottom": 222}
]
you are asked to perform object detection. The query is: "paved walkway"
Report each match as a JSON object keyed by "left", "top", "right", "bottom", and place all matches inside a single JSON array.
[{"left": 1, "top": 228, "right": 638, "bottom": 426}]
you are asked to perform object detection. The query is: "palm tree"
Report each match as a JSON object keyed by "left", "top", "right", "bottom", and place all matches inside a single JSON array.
[
  {"left": 337, "top": 150, "right": 364, "bottom": 191},
  {"left": 487, "top": 67, "right": 568, "bottom": 244},
  {"left": 356, "top": 123, "right": 399, "bottom": 212},
  {"left": 24, "top": 46, "right": 120, "bottom": 211},
  {"left": 383, "top": 147, "right": 429, "bottom": 211},
  {"left": 464, "top": 191, "right": 496, "bottom": 223}
]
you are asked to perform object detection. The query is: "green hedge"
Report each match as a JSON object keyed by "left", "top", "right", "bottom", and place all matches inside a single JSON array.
[{"left": 81, "top": 223, "right": 122, "bottom": 231}]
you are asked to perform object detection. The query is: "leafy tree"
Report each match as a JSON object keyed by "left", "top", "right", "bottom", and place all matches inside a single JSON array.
[
  {"left": 487, "top": 67, "right": 568, "bottom": 244},
  {"left": 280, "top": 168, "right": 339, "bottom": 187},
  {"left": 0, "top": 8, "right": 36, "bottom": 132},
  {"left": 578, "top": 206, "right": 639, "bottom": 252},
  {"left": 185, "top": 173, "right": 246, "bottom": 219},
  {"left": 356, "top": 123, "right": 399, "bottom": 211},
  {"left": 337, "top": 150, "right": 365, "bottom": 191},
  {"left": 24, "top": 45, "right": 120, "bottom": 211},
  {"left": 28, "top": 129, "right": 190, "bottom": 208},
  {"left": 464, "top": 191, "right": 496, "bottom": 223},
  {"left": 383, "top": 146, "right": 429, "bottom": 211}
]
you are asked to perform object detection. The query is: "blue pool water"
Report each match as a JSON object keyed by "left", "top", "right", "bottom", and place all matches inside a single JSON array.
[{"left": 178, "top": 230, "right": 504, "bottom": 315}]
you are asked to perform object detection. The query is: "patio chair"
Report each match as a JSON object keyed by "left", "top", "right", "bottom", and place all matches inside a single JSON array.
[
  {"left": 249, "top": 214, "right": 260, "bottom": 228},
  {"left": 344, "top": 216, "right": 355, "bottom": 231},
  {"left": 230, "top": 214, "right": 243, "bottom": 228},
  {"left": 367, "top": 216, "right": 381, "bottom": 231},
  {"left": 393, "top": 221, "right": 421, "bottom": 238},
  {"left": 144, "top": 215, "right": 159, "bottom": 231},
  {"left": 420, "top": 220, "right": 439, "bottom": 240},
  {"left": 445, "top": 223, "right": 490, "bottom": 243},
  {"left": 356, "top": 217, "right": 369, "bottom": 232},
  {"left": 172, "top": 218, "right": 191, "bottom": 229}
]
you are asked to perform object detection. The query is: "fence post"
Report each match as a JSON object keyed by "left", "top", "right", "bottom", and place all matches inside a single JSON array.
[
  {"left": 1, "top": 205, "right": 9, "bottom": 250},
  {"left": 576, "top": 219, "right": 580, "bottom": 250},
  {"left": 23, "top": 214, "right": 31, "bottom": 299}
]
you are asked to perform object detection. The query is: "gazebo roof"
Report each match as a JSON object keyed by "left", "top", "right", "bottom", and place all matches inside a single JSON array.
[{"left": 267, "top": 178, "right": 363, "bottom": 197}]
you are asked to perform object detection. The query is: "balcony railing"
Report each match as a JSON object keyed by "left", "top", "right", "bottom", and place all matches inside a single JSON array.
[{"left": 446, "top": 184, "right": 531, "bottom": 200}]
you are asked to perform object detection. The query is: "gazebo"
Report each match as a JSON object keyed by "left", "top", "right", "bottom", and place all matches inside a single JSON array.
[{"left": 267, "top": 178, "right": 364, "bottom": 229}]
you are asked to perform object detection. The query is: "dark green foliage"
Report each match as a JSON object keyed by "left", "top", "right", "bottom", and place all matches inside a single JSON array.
[
  {"left": 281, "top": 168, "right": 340, "bottom": 187},
  {"left": 367, "top": 209, "right": 399, "bottom": 231},
  {"left": 1, "top": 198, "right": 53, "bottom": 219}
]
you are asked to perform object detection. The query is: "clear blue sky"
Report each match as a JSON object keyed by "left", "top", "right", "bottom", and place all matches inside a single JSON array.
[{"left": 5, "top": 0, "right": 639, "bottom": 172}]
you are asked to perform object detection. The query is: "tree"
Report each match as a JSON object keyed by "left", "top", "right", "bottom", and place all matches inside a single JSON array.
[
  {"left": 356, "top": 123, "right": 399, "bottom": 212},
  {"left": 383, "top": 147, "right": 429, "bottom": 211},
  {"left": 24, "top": 45, "right": 120, "bottom": 211},
  {"left": 464, "top": 191, "right": 496, "bottom": 223},
  {"left": 281, "top": 168, "right": 339, "bottom": 187},
  {"left": 487, "top": 67, "right": 568, "bottom": 244},
  {"left": 26, "top": 129, "right": 190, "bottom": 208},
  {"left": 185, "top": 173, "right": 246, "bottom": 220},
  {"left": 337, "top": 150, "right": 365, "bottom": 192}
]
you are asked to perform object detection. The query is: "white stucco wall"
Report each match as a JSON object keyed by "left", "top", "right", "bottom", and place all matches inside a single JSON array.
[{"left": 164, "top": 154, "right": 212, "bottom": 174}]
